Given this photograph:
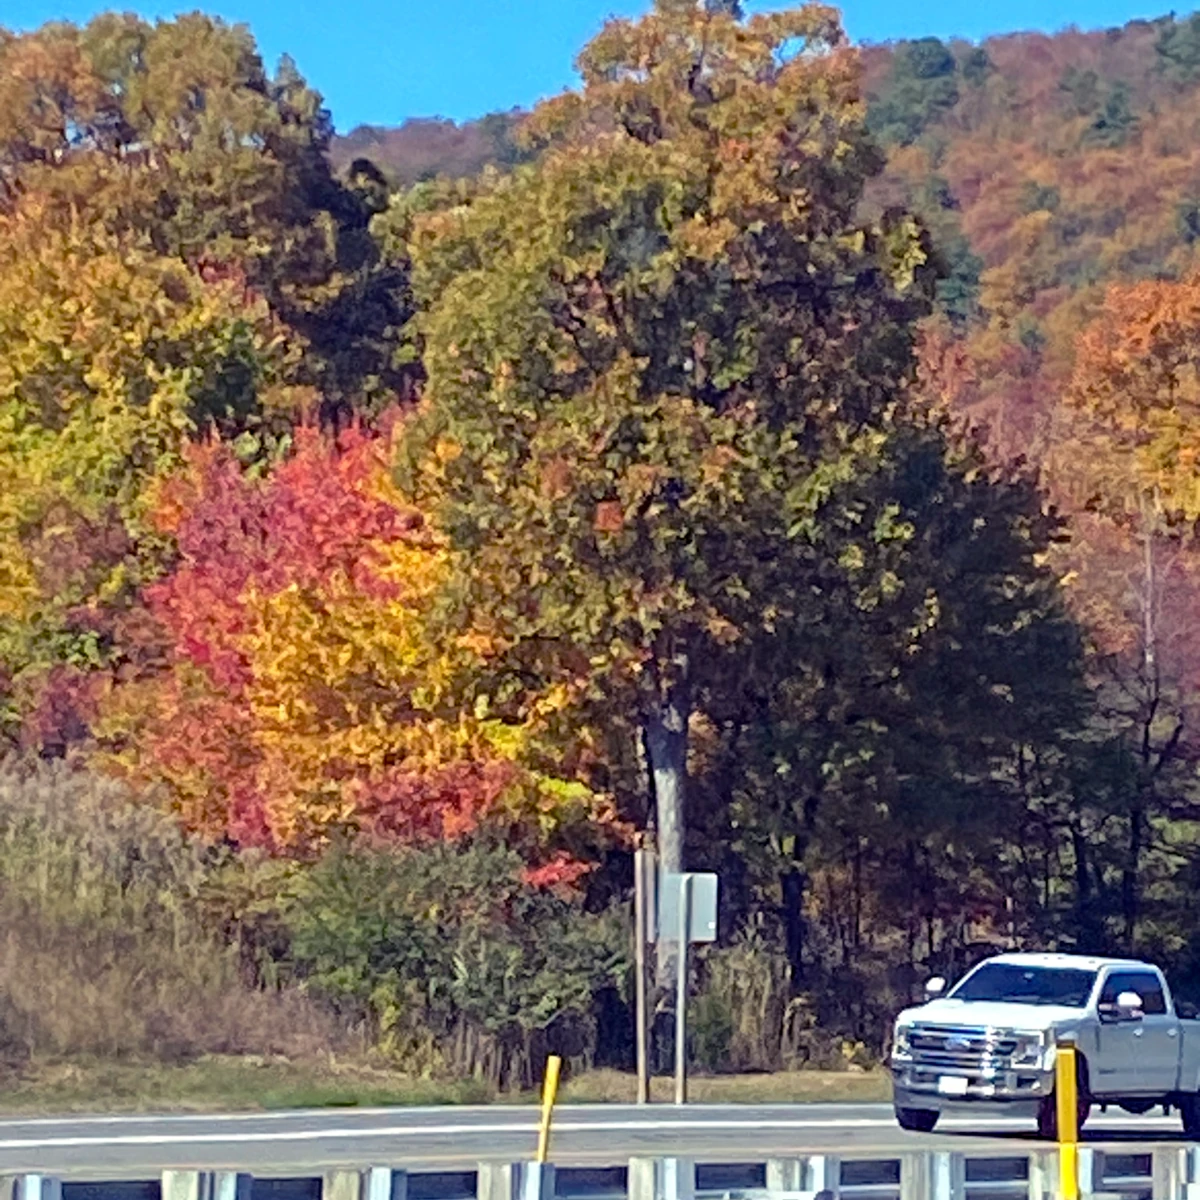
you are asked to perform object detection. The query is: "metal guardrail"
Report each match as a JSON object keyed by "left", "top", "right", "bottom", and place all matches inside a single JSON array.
[{"left": 14, "top": 1145, "right": 1200, "bottom": 1200}]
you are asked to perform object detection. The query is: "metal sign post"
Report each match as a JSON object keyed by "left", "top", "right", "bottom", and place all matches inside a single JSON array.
[
  {"left": 649, "top": 869, "right": 718, "bottom": 1107},
  {"left": 674, "top": 873, "right": 692, "bottom": 1105},
  {"left": 633, "top": 848, "right": 654, "bottom": 1105}
]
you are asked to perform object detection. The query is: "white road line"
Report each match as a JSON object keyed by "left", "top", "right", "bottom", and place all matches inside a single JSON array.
[
  {"left": 10, "top": 1107, "right": 582, "bottom": 1127},
  {"left": 0, "top": 1110, "right": 1175, "bottom": 1152},
  {"left": 0, "top": 1112, "right": 530, "bottom": 1130},
  {"left": 0, "top": 1116, "right": 1005, "bottom": 1152},
  {"left": 0, "top": 1105, "right": 891, "bottom": 1131}
]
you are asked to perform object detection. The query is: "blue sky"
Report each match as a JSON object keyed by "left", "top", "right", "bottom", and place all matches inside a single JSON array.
[{"left": 8, "top": 0, "right": 1170, "bottom": 133}]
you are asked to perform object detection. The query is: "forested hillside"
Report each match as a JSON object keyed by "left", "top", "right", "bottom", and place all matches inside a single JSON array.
[
  {"left": 339, "top": 14, "right": 1200, "bottom": 456},
  {"left": 2, "top": 2, "right": 1200, "bottom": 1091}
]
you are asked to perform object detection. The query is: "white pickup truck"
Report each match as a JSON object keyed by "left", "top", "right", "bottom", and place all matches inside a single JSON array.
[{"left": 889, "top": 951, "right": 1200, "bottom": 1137}]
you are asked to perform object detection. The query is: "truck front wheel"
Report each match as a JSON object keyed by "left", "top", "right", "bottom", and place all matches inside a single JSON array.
[
  {"left": 1036, "top": 1087, "right": 1091, "bottom": 1139},
  {"left": 1036, "top": 1054, "right": 1091, "bottom": 1139},
  {"left": 895, "top": 1106, "right": 939, "bottom": 1133}
]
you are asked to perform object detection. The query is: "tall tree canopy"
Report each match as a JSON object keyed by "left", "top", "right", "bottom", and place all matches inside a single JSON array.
[
  {"left": 0, "top": 13, "right": 417, "bottom": 745},
  {"left": 0, "top": 13, "right": 414, "bottom": 417},
  {"left": 404, "top": 0, "right": 937, "bottom": 886},
  {"left": 1061, "top": 275, "right": 1200, "bottom": 521}
]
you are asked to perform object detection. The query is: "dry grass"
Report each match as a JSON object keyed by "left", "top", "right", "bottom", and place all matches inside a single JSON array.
[
  {"left": 0, "top": 922, "right": 336, "bottom": 1062},
  {"left": 0, "top": 1057, "right": 492, "bottom": 1114},
  {"left": 0, "top": 762, "right": 337, "bottom": 1064},
  {"left": 560, "top": 1068, "right": 891, "bottom": 1105},
  {"left": 0, "top": 1060, "right": 890, "bottom": 1115}
]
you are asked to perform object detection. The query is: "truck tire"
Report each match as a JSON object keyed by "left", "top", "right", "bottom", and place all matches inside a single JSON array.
[
  {"left": 1035, "top": 1051, "right": 1092, "bottom": 1140},
  {"left": 1036, "top": 1073, "right": 1091, "bottom": 1139},
  {"left": 1179, "top": 1092, "right": 1200, "bottom": 1137},
  {"left": 895, "top": 1106, "right": 939, "bottom": 1133}
]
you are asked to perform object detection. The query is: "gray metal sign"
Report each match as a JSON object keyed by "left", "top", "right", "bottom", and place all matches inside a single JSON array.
[{"left": 655, "top": 871, "right": 718, "bottom": 944}]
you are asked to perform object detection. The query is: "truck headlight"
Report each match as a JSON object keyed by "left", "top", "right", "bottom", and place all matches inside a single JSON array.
[
  {"left": 1010, "top": 1030, "right": 1050, "bottom": 1067},
  {"left": 891, "top": 1025, "right": 913, "bottom": 1061}
]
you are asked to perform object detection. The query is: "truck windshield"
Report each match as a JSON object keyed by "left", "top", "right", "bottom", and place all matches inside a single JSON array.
[{"left": 950, "top": 964, "right": 1097, "bottom": 1007}]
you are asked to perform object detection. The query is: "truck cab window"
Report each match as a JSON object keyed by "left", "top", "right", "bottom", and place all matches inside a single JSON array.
[{"left": 1099, "top": 971, "right": 1166, "bottom": 1015}]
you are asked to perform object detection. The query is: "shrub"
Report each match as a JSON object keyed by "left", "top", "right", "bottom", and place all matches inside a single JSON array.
[{"left": 284, "top": 841, "right": 629, "bottom": 1088}]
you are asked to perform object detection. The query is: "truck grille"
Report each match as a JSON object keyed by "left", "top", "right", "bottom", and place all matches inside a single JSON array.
[{"left": 907, "top": 1024, "right": 1021, "bottom": 1071}]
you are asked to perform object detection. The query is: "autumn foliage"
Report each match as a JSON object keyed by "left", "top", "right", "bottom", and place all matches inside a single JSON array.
[
  {"left": 100, "top": 418, "right": 614, "bottom": 857},
  {"left": 12, "top": 0, "right": 1200, "bottom": 1089}
]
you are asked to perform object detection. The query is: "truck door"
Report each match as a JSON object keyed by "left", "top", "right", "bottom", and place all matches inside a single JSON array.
[
  {"left": 1126, "top": 970, "right": 1180, "bottom": 1094},
  {"left": 1095, "top": 970, "right": 1151, "bottom": 1094},
  {"left": 1097, "top": 969, "right": 1179, "bottom": 1095}
]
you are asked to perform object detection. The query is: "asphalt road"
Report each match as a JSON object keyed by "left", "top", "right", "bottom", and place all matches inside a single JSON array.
[{"left": 0, "top": 1103, "right": 1186, "bottom": 1178}]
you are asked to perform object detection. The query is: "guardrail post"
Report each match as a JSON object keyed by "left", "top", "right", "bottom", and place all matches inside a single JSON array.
[
  {"left": 1027, "top": 1149, "right": 1057, "bottom": 1200},
  {"left": 16, "top": 1178, "right": 60, "bottom": 1200},
  {"left": 658, "top": 1158, "right": 694, "bottom": 1200},
  {"left": 366, "top": 1169, "right": 400, "bottom": 1200},
  {"left": 931, "top": 1153, "right": 964, "bottom": 1200},
  {"left": 477, "top": 1163, "right": 516, "bottom": 1200},
  {"left": 211, "top": 1173, "right": 253, "bottom": 1200},
  {"left": 803, "top": 1157, "right": 838, "bottom": 1197},
  {"left": 155, "top": 1174, "right": 251, "bottom": 1200},
  {"left": 628, "top": 1158, "right": 655, "bottom": 1200},
  {"left": 517, "top": 1163, "right": 555, "bottom": 1200},
  {"left": 627, "top": 1158, "right": 696, "bottom": 1200},
  {"left": 1184, "top": 1145, "right": 1200, "bottom": 1200},
  {"left": 1077, "top": 1147, "right": 1096, "bottom": 1197},
  {"left": 163, "top": 1172, "right": 203, "bottom": 1200},
  {"left": 899, "top": 1152, "right": 931, "bottom": 1200},
  {"left": 1151, "top": 1147, "right": 1185, "bottom": 1199},
  {"left": 766, "top": 1160, "right": 803, "bottom": 1193},
  {"left": 324, "top": 1170, "right": 362, "bottom": 1200}
]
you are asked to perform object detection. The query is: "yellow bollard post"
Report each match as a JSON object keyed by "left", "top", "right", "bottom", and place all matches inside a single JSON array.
[
  {"left": 1056, "top": 1041, "right": 1080, "bottom": 1200},
  {"left": 536, "top": 1055, "right": 562, "bottom": 1165}
]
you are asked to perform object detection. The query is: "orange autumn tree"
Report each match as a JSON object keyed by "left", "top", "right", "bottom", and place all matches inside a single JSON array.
[
  {"left": 1060, "top": 276, "right": 1200, "bottom": 521},
  {"left": 1050, "top": 276, "right": 1200, "bottom": 944},
  {"left": 99, "top": 414, "right": 617, "bottom": 863},
  {"left": 1055, "top": 273, "right": 1200, "bottom": 695}
]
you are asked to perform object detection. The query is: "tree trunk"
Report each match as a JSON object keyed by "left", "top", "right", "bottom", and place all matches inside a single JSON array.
[
  {"left": 644, "top": 677, "right": 690, "bottom": 989},
  {"left": 1123, "top": 502, "right": 1156, "bottom": 954},
  {"left": 644, "top": 687, "right": 689, "bottom": 879},
  {"left": 1071, "top": 824, "right": 1098, "bottom": 950},
  {"left": 781, "top": 865, "right": 808, "bottom": 980},
  {"left": 852, "top": 840, "right": 864, "bottom": 952},
  {"left": 1123, "top": 800, "right": 1144, "bottom": 952}
]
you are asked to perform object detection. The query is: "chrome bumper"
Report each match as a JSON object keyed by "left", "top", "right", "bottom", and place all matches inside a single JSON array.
[
  {"left": 890, "top": 1061, "right": 1054, "bottom": 1106},
  {"left": 892, "top": 1082, "right": 1043, "bottom": 1118}
]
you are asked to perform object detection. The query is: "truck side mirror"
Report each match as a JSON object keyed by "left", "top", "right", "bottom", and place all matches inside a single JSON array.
[
  {"left": 925, "top": 976, "right": 946, "bottom": 998},
  {"left": 1116, "top": 990, "right": 1144, "bottom": 1020}
]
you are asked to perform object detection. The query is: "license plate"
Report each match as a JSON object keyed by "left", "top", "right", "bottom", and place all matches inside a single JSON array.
[{"left": 938, "top": 1075, "right": 970, "bottom": 1096}]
